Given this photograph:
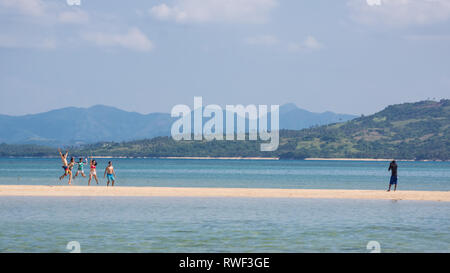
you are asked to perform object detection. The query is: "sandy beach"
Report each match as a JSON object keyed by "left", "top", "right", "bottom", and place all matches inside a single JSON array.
[{"left": 0, "top": 185, "right": 448, "bottom": 202}]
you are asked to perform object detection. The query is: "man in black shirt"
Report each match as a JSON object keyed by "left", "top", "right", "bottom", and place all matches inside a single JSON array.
[{"left": 387, "top": 160, "right": 398, "bottom": 192}]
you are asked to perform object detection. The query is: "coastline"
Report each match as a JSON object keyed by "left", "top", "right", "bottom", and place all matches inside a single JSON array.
[
  {"left": 304, "top": 158, "right": 413, "bottom": 162},
  {"left": 158, "top": 156, "right": 279, "bottom": 160},
  {"left": 2, "top": 156, "right": 447, "bottom": 161},
  {"left": 0, "top": 185, "right": 448, "bottom": 202}
]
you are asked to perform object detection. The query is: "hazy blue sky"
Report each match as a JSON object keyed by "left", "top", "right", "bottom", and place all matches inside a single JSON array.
[{"left": 1, "top": 0, "right": 449, "bottom": 116}]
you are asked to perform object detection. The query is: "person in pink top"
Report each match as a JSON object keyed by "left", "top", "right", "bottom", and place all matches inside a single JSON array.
[{"left": 88, "top": 158, "right": 99, "bottom": 186}]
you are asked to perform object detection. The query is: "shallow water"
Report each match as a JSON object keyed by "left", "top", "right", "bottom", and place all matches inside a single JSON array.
[
  {"left": 1, "top": 158, "right": 448, "bottom": 253},
  {"left": 0, "top": 158, "right": 449, "bottom": 190},
  {"left": 0, "top": 196, "right": 449, "bottom": 253}
]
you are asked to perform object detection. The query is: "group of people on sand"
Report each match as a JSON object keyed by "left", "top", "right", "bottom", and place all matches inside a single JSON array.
[
  {"left": 58, "top": 148, "right": 399, "bottom": 190},
  {"left": 58, "top": 148, "right": 117, "bottom": 186}
]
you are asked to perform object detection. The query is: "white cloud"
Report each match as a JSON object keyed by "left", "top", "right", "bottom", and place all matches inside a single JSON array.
[
  {"left": 0, "top": 0, "right": 90, "bottom": 25},
  {"left": 348, "top": 0, "right": 450, "bottom": 26},
  {"left": 151, "top": 4, "right": 175, "bottom": 20},
  {"left": 288, "top": 36, "right": 323, "bottom": 52},
  {"left": 244, "top": 35, "right": 279, "bottom": 46},
  {"left": 0, "top": 1, "right": 90, "bottom": 50},
  {"left": 366, "top": 0, "right": 381, "bottom": 6},
  {"left": 150, "top": 0, "right": 278, "bottom": 23},
  {"left": 81, "top": 28, "right": 154, "bottom": 52},
  {"left": 0, "top": 0, "right": 45, "bottom": 17},
  {"left": 0, "top": 1, "right": 153, "bottom": 52},
  {"left": 303, "top": 36, "right": 323, "bottom": 49}
]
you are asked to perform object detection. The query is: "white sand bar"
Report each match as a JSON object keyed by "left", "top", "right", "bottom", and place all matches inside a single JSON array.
[{"left": 0, "top": 185, "right": 449, "bottom": 202}]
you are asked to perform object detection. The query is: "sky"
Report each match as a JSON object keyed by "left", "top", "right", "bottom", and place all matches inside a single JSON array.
[{"left": 0, "top": 0, "right": 449, "bottom": 116}]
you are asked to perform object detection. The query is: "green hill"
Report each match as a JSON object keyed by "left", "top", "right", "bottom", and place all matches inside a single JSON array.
[
  {"left": 1, "top": 100, "right": 449, "bottom": 160},
  {"left": 278, "top": 99, "right": 450, "bottom": 160}
]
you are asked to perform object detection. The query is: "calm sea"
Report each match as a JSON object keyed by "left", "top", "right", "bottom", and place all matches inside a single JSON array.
[
  {"left": 0, "top": 158, "right": 449, "bottom": 190},
  {"left": 0, "top": 158, "right": 449, "bottom": 252}
]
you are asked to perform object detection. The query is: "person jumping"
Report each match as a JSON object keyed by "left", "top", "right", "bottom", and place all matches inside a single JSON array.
[
  {"left": 74, "top": 157, "right": 88, "bottom": 179},
  {"left": 58, "top": 148, "right": 69, "bottom": 181}
]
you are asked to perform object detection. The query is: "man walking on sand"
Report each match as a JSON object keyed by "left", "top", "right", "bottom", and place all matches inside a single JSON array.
[
  {"left": 104, "top": 161, "right": 117, "bottom": 187},
  {"left": 387, "top": 160, "right": 398, "bottom": 192}
]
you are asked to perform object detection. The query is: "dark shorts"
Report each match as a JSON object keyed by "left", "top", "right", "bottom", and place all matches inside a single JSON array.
[{"left": 390, "top": 175, "right": 398, "bottom": 185}]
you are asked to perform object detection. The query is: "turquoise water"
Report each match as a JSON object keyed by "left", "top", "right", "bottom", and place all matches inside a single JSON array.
[
  {"left": 0, "top": 197, "right": 448, "bottom": 253},
  {"left": 0, "top": 158, "right": 449, "bottom": 253},
  {"left": 0, "top": 158, "right": 449, "bottom": 190}
]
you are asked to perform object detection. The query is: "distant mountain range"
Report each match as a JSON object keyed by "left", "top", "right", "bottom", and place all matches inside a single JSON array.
[
  {"left": 279, "top": 103, "right": 356, "bottom": 130},
  {"left": 70, "top": 99, "right": 450, "bottom": 161},
  {"left": 0, "top": 105, "right": 173, "bottom": 146},
  {"left": 0, "top": 104, "right": 356, "bottom": 146},
  {"left": 1, "top": 100, "right": 448, "bottom": 160}
]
